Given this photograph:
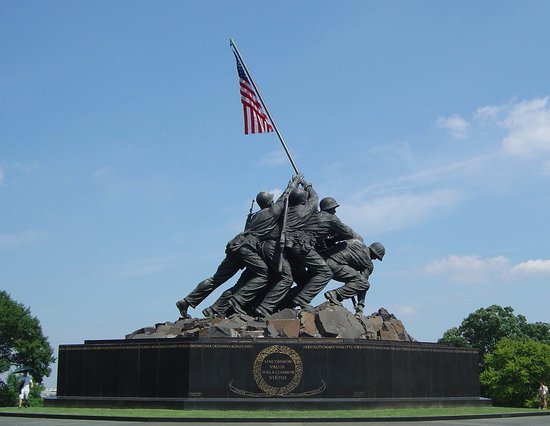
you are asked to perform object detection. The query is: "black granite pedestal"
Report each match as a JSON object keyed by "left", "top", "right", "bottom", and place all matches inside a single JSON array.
[{"left": 49, "top": 337, "right": 488, "bottom": 409}]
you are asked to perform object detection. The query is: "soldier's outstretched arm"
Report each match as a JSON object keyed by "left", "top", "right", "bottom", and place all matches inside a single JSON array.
[
  {"left": 302, "top": 180, "right": 319, "bottom": 212},
  {"left": 285, "top": 172, "right": 303, "bottom": 194},
  {"left": 274, "top": 173, "right": 304, "bottom": 203}
]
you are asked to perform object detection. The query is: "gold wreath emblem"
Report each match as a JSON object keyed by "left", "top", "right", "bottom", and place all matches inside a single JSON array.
[{"left": 252, "top": 345, "right": 303, "bottom": 396}]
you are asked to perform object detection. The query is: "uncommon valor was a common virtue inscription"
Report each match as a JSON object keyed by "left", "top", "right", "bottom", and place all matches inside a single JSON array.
[{"left": 231, "top": 344, "right": 325, "bottom": 397}]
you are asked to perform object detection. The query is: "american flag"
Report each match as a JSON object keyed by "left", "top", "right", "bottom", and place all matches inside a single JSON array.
[{"left": 234, "top": 54, "right": 273, "bottom": 135}]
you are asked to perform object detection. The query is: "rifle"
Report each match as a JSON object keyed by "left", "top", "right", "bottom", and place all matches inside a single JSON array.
[
  {"left": 277, "top": 195, "right": 290, "bottom": 273},
  {"left": 244, "top": 199, "right": 255, "bottom": 230}
]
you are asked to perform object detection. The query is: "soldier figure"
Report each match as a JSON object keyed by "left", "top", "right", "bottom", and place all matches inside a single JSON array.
[
  {"left": 253, "top": 181, "right": 318, "bottom": 317},
  {"left": 175, "top": 230, "right": 268, "bottom": 319},
  {"left": 177, "top": 175, "right": 302, "bottom": 318},
  {"left": 322, "top": 240, "right": 385, "bottom": 316},
  {"left": 282, "top": 196, "right": 363, "bottom": 310}
]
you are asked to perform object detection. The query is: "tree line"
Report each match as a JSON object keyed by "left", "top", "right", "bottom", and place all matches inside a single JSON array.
[{"left": 439, "top": 304, "right": 550, "bottom": 407}]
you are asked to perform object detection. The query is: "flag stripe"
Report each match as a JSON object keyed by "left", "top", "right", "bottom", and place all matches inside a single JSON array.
[{"left": 234, "top": 54, "right": 273, "bottom": 135}]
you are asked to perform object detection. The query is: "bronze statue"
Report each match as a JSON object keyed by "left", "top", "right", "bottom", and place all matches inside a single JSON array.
[
  {"left": 177, "top": 174, "right": 302, "bottom": 318},
  {"left": 280, "top": 196, "right": 362, "bottom": 310},
  {"left": 252, "top": 181, "right": 319, "bottom": 317},
  {"left": 176, "top": 233, "right": 268, "bottom": 318},
  {"left": 177, "top": 176, "right": 385, "bottom": 320},
  {"left": 322, "top": 240, "right": 385, "bottom": 316}
]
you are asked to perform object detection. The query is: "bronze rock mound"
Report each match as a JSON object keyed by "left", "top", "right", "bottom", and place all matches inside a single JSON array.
[{"left": 127, "top": 305, "right": 415, "bottom": 341}]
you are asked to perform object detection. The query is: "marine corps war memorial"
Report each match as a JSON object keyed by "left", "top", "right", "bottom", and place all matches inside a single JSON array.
[{"left": 50, "top": 39, "right": 486, "bottom": 411}]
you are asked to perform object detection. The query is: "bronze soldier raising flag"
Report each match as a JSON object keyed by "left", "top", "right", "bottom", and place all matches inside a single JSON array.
[
  {"left": 176, "top": 39, "right": 385, "bottom": 319},
  {"left": 280, "top": 196, "right": 363, "bottom": 310},
  {"left": 198, "top": 173, "right": 304, "bottom": 317}
]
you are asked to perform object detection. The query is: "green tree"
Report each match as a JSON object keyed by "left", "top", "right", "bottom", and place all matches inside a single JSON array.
[
  {"left": 0, "top": 291, "right": 55, "bottom": 381},
  {"left": 0, "top": 379, "right": 17, "bottom": 407},
  {"left": 438, "top": 327, "right": 472, "bottom": 348},
  {"left": 438, "top": 305, "right": 550, "bottom": 356},
  {"left": 480, "top": 338, "right": 550, "bottom": 408},
  {"left": 523, "top": 322, "right": 550, "bottom": 344}
]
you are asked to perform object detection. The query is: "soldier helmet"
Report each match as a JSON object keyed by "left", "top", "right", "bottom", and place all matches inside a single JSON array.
[
  {"left": 369, "top": 242, "right": 385, "bottom": 261},
  {"left": 256, "top": 192, "right": 274, "bottom": 209},
  {"left": 320, "top": 197, "right": 340, "bottom": 211},
  {"left": 289, "top": 189, "right": 307, "bottom": 206}
]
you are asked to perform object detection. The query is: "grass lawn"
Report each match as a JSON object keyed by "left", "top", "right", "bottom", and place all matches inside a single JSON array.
[{"left": 0, "top": 406, "right": 546, "bottom": 418}]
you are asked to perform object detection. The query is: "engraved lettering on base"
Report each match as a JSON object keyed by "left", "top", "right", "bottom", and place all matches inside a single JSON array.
[
  {"left": 253, "top": 345, "right": 303, "bottom": 396},
  {"left": 229, "top": 344, "right": 325, "bottom": 397}
]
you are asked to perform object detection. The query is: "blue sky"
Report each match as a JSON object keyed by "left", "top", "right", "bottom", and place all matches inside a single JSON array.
[{"left": 2, "top": 1, "right": 550, "bottom": 387}]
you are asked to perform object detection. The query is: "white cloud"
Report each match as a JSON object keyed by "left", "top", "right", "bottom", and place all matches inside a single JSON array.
[
  {"left": 356, "top": 154, "right": 494, "bottom": 199},
  {"left": 340, "top": 190, "right": 462, "bottom": 234},
  {"left": 475, "top": 105, "right": 504, "bottom": 121},
  {"left": 260, "top": 150, "right": 289, "bottom": 167},
  {"left": 396, "top": 305, "right": 416, "bottom": 318},
  {"left": 424, "top": 255, "right": 511, "bottom": 283},
  {"left": 0, "top": 166, "right": 4, "bottom": 185},
  {"left": 436, "top": 114, "right": 470, "bottom": 139},
  {"left": 512, "top": 259, "right": 550, "bottom": 275},
  {"left": 0, "top": 230, "right": 47, "bottom": 250},
  {"left": 425, "top": 255, "right": 550, "bottom": 283},
  {"left": 337, "top": 97, "right": 550, "bottom": 237},
  {"left": 497, "top": 97, "right": 550, "bottom": 156}
]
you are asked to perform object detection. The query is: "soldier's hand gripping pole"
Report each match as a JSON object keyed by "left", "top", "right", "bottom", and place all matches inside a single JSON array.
[{"left": 277, "top": 195, "right": 290, "bottom": 273}]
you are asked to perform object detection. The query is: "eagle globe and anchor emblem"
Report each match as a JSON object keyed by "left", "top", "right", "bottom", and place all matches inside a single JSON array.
[{"left": 229, "top": 345, "right": 326, "bottom": 397}]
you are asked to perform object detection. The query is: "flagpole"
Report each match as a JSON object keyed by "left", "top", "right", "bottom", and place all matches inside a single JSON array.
[{"left": 230, "top": 38, "right": 300, "bottom": 175}]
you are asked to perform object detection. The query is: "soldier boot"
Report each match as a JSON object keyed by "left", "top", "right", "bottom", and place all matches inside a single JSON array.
[{"left": 176, "top": 299, "right": 191, "bottom": 319}]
